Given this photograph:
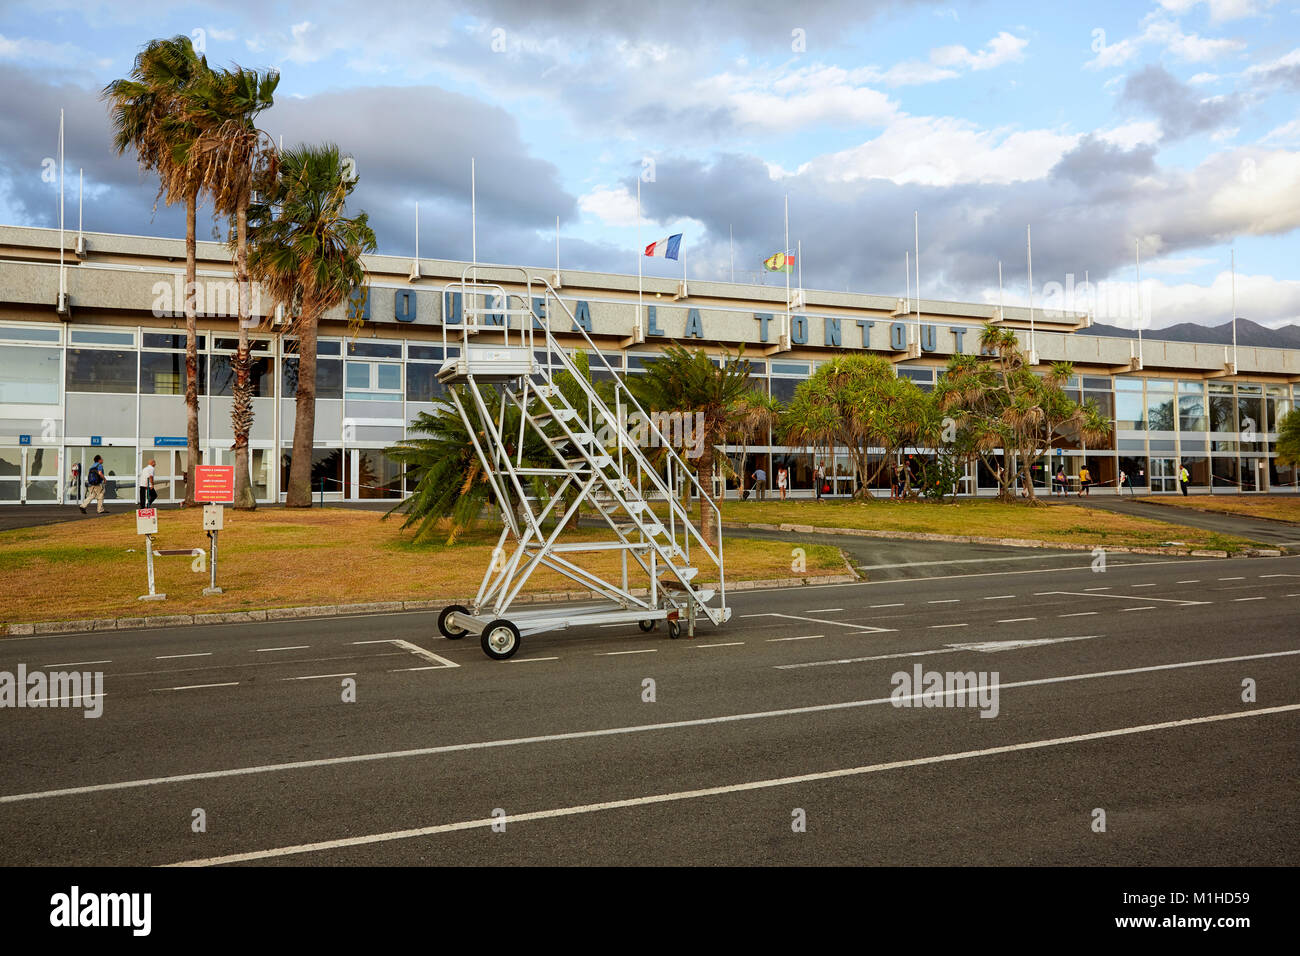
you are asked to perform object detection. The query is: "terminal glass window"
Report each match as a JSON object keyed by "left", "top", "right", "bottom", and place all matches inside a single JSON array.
[
  {"left": 66, "top": 348, "right": 136, "bottom": 393},
  {"left": 0, "top": 346, "right": 60, "bottom": 404}
]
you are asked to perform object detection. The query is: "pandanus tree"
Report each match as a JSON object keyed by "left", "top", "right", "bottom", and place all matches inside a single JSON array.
[
  {"left": 936, "top": 325, "right": 1112, "bottom": 502},
  {"left": 627, "top": 345, "right": 753, "bottom": 548},
  {"left": 103, "top": 35, "right": 212, "bottom": 504},
  {"left": 781, "top": 353, "right": 932, "bottom": 499},
  {"left": 190, "top": 64, "right": 280, "bottom": 509},
  {"left": 246, "top": 144, "right": 376, "bottom": 507}
]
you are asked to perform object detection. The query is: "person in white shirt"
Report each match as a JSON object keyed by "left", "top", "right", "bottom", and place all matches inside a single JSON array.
[{"left": 138, "top": 458, "right": 157, "bottom": 508}]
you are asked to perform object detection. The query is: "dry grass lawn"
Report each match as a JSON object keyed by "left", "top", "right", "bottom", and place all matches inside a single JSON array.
[
  {"left": 1139, "top": 494, "right": 1300, "bottom": 525},
  {"left": 0, "top": 507, "right": 844, "bottom": 625},
  {"left": 687, "top": 497, "right": 1257, "bottom": 552}
]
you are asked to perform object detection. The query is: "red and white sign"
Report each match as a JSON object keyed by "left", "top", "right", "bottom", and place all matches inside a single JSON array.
[
  {"left": 194, "top": 465, "right": 235, "bottom": 503},
  {"left": 136, "top": 508, "right": 158, "bottom": 535}
]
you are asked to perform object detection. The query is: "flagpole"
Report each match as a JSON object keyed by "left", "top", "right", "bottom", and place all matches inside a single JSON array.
[
  {"left": 637, "top": 178, "right": 642, "bottom": 337},
  {"left": 1027, "top": 224, "right": 1035, "bottom": 361},
  {"left": 58, "top": 109, "right": 65, "bottom": 303},
  {"left": 905, "top": 251, "right": 910, "bottom": 314},
  {"left": 1231, "top": 248, "right": 1237, "bottom": 371},
  {"left": 913, "top": 210, "right": 920, "bottom": 347},
  {"left": 555, "top": 215, "right": 560, "bottom": 281},
  {"left": 729, "top": 224, "right": 734, "bottom": 284},
  {"left": 1135, "top": 238, "right": 1143, "bottom": 367},
  {"left": 998, "top": 260, "right": 1003, "bottom": 320},
  {"left": 470, "top": 157, "right": 477, "bottom": 283},
  {"left": 797, "top": 239, "right": 802, "bottom": 304},
  {"left": 784, "top": 194, "right": 790, "bottom": 347}
]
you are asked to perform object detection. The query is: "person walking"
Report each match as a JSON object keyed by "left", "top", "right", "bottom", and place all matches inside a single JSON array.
[
  {"left": 1077, "top": 464, "right": 1092, "bottom": 497},
  {"left": 777, "top": 466, "right": 788, "bottom": 501},
  {"left": 1054, "top": 464, "right": 1067, "bottom": 496},
  {"left": 79, "top": 455, "right": 107, "bottom": 514},
  {"left": 814, "top": 462, "right": 824, "bottom": 501},
  {"left": 69, "top": 461, "right": 81, "bottom": 502},
  {"left": 138, "top": 458, "right": 158, "bottom": 508},
  {"left": 1179, "top": 463, "right": 1190, "bottom": 496},
  {"left": 751, "top": 466, "right": 767, "bottom": 502}
]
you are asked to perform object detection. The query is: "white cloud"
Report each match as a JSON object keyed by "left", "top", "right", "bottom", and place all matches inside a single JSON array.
[
  {"left": 578, "top": 185, "right": 639, "bottom": 227},
  {"left": 1086, "top": 15, "right": 1247, "bottom": 69},
  {"left": 1261, "top": 119, "right": 1300, "bottom": 142},
  {"left": 698, "top": 64, "right": 897, "bottom": 131},
  {"left": 1097, "top": 121, "right": 1163, "bottom": 148},
  {"left": 804, "top": 116, "right": 1081, "bottom": 186},
  {"left": 1158, "top": 0, "right": 1277, "bottom": 22},
  {"left": 1141, "top": 255, "right": 1217, "bottom": 274},
  {"left": 0, "top": 33, "right": 112, "bottom": 68},
  {"left": 931, "top": 31, "right": 1029, "bottom": 71},
  {"left": 1188, "top": 71, "right": 1220, "bottom": 83}
]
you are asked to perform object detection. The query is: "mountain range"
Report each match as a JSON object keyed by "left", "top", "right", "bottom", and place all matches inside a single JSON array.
[{"left": 1078, "top": 318, "right": 1300, "bottom": 349}]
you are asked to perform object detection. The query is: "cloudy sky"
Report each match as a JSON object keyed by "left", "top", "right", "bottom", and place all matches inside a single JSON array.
[{"left": 2, "top": 0, "right": 1298, "bottom": 328}]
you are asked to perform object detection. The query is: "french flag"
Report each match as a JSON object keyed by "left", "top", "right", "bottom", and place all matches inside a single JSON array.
[{"left": 644, "top": 234, "right": 682, "bottom": 260}]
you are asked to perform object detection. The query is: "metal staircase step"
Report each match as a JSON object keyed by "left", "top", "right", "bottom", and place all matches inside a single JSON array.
[{"left": 659, "top": 565, "right": 699, "bottom": 581}]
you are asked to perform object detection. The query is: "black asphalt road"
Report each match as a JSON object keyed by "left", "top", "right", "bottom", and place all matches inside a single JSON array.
[{"left": 1, "top": 548, "right": 1296, "bottom": 866}]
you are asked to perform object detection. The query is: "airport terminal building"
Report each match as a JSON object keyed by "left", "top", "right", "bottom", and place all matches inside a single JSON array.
[{"left": 1, "top": 222, "right": 1297, "bottom": 504}]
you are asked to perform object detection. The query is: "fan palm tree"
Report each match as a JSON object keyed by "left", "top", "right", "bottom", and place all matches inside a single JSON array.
[
  {"left": 246, "top": 143, "right": 376, "bottom": 507},
  {"left": 190, "top": 65, "right": 280, "bottom": 510},
  {"left": 103, "top": 36, "right": 212, "bottom": 504},
  {"left": 627, "top": 345, "right": 753, "bottom": 548}
]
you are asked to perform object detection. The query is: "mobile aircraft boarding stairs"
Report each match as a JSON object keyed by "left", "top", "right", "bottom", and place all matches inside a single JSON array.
[{"left": 434, "top": 267, "right": 730, "bottom": 659}]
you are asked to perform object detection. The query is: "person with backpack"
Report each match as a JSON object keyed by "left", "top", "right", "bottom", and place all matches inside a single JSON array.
[{"left": 79, "top": 455, "right": 107, "bottom": 514}]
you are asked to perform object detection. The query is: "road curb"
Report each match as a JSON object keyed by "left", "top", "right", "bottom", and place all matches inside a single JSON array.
[
  {"left": 0, "top": 572, "right": 858, "bottom": 637},
  {"left": 734, "top": 520, "right": 1248, "bottom": 558}
]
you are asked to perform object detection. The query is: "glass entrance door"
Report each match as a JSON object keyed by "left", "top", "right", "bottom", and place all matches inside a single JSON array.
[{"left": 1150, "top": 458, "right": 1179, "bottom": 493}]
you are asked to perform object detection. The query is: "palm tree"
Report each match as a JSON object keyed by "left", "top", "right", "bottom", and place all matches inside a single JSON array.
[
  {"left": 726, "top": 389, "right": 782, "bottom": 500},
  {"left": 190, "top": 65, "right": 280, "bottom": 510},
  {"left": 103, "top": 36, "right": 212, "bottom": 505},
  {"left": 782, "top": 353, "right": 931, "bottom": 499},
  {"left": 246, "top": 143, "right": 376, "bottom": 507},
  {"left": 628, "top": 345, "right": 753, "bottom": 548}
]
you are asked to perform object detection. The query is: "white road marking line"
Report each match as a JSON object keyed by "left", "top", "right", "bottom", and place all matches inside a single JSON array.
[
  {"left": 8, "top": 649, "right": 1298, "bottom": 807},
  {"left": 166, "top": 703, "right": 1300, "bottom": 866},
  {"left": 154, "top": 682, "right": 238, "bottom": 692},
  {"left": 390, "top": 666, "right": 463, "bottom": 672},
  {"left": 352, "top": 639, "right": 459, "bottom": 669},
  {"left": 26, "top": 694, "right": 103, "bottom": 705},
  {"left": 997, "top": 618, "right": 1036, "bottom": 623},
  {"left": 599, "top": 649, "right": 658, "bottom": 656},
  {"left": 282, "top": 673, "right": 356, "bottom": 681},
  {"left": 803, "top": 608, "right": 843, "bottom": 613},
  {"left": 41, "top": 660, "right": 111, "bottom": 668},
  {"left": 507, "top": 657, "right": 560, "bottom": 663},
  {"left": 1131, "top": 583, "right": 1157, "bottom": 588},
  {"left": 767, "top": 635, "right": 823, "bottom": 642},
  {"left": 946, "top": 636, "right": 1100, "bottom": 653},
  {"left": 1039, "top": 590, "right": 1208, "bottom": 606},
  {"left": 983, "top": 595, "right": 1016, "bottom": 600},
  {"left": 1219, "top": 577, "right": 1245, "bottom": 581},
  {"left": 692, "top": 642, "right": 745, "bottom": 649},
  {"left": 929, "top": 623, "right": 968, "bottom": 629},
  {"left": 852, "top": 553, "right": 1094, "bottom": 570},
  {"left": 1176, "top": 580, "right": 1200, "bottom": 584},
  {"left": 1260, "top": 574, "right": 1300, "bottom": 578},
  {"left": 927, "top": 599, "right": 960, "bottom": 604},
  {"left": 1233, "top": 597, "right": 1266, "bottom": 602},
  {"left": 869, "top": 603, "right": 904, "bottom": 609},
  {"left": 1084, "top": 587, "right": 1111, "bottom": 591},
  {"left": 1059, "top": 611, "right": 1098, "bottom": 617},
  {"left": 256, "top": 646, "right": 310, "bottom": 652},
  {"left": 156, "top": 653, "right": 212, "bottom": 659},
  {"left": 1120, "top": 606, "right": 1156, "bottom": 612},
  {"left": 747, "top": 612, "right": 893, "bottom": 633}
]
